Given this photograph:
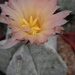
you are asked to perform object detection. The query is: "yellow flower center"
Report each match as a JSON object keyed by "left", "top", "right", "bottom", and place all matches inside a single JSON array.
[{"left": 20, "top": 16, "right": 40, "bottom": 35}]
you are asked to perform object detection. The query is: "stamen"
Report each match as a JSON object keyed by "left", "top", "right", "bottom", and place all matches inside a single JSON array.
[
  {"left": 32, "top": 17, "right": 38, "bottom": 26},
  {"left": 22, "top": 25, "right": 26, "bottom": 28},
  {"left": 23, "top": 19, "right": 29, "bottom": 26},
  {"left": 32, "top": 27, "right": 40, "bottom": 30},
  {"left": 21, "top": 16, "right": 40, "bottom": 35},
  {"left": 32, "top": 31, "right": 36, "bottom": 35},
  {"left": 30, "top": 16, "right": 33, "bottom": 25}
]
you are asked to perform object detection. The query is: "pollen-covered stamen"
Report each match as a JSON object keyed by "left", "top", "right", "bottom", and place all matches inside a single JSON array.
[
  {"left": 23, "top": 19, "right": 29, "bottom": 27},
  {"left": 20, "top": 24, "right": 26, "bottom": 29},
  {"left": 30, "top": 16, "right": 33, "bottom": 26},
  {"left": 22, "top": 25, "right": 26, "bottom": 28},
  {"left": 20, "top": 16, "right": 40, "bottom": 35},
  {"left": 31, "top": 17, "right": 38, "bottom": 27},
  {"left": 32, "top": 26, "right": 40, "bottom": 35}
]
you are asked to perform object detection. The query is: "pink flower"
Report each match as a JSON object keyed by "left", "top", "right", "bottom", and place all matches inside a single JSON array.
[{"left": 0, "top": 0, "right": 71, "bottom": 49}]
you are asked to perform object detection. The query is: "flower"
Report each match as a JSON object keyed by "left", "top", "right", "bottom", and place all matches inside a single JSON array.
[{"left": 0, "top": 0, "right": 71, "bottom": 49}]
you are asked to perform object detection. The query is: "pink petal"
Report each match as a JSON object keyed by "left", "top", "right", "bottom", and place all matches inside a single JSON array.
[
  {"left": 51, "top": 10, "right": 72, "bottom": 19},
  {"left": 34, "top": 0, "right": 49, "bottom": 17},
  {"left": 23, "top": 26, "right": 32, "bottom": 32},
  {"left": 8, "top": 0, "right": 23, "bottom": 18},
  {"left": 42, "top": 19, "right": 67, "bottom": 29},
  {"left": 27, "top": 33, "right": 48, "bottom": 45},
  {"left": 50, "top": 19, "right": 68, "bottom": 27},
  {"left": 15, "top": 0, "right": 28, "bottom": 20},
  {"left": 42, "top": 0, "right": 58, "bottom": 15},
  {"left": 55, "top": 27, "right": 64, "bottom": 33},
  {"left": 36, "top": 0, "right": 58, "bottom": 11},
  {"left": 48, "top": 0, "right": 58, "bottom": 7},
  {"left": 13, "top": 31, "right": 27, "bottom": 40},
  {"left": 41, "top": 6, "right": 60, "bottom": 24},
  {"left": 36, "top": 33, "right": 48, "bottom": 45},
  {"left": 1, "top": 38, "right": 19, "bottom": 49},
  {"left": 0, "top": 15, "right": 7, "bottom": 24},
  {"left": 41, "top": 29, "right": 55, "bottom": 36},
  {"left": 28, "top": 35, "right": 36, "bottom": 44},
  {"left": 4, "top": 2, "right": 8, "bottom": 5},
  {"left": 7, "top": 19, "right": 21, "bottom": 32},
  {"left": 35, "top": 0, "right": 49, "bottom": 9},
  {"left": 17, "top": 0, "right": 37, "bottom": 19},
  {"left": 0, "top": 4, "right": 22, "bottom": 23},
  {"left": 10, "top": 25, "right": 21, "bottom": 32},
  {"left": 1, "top": 15, "right": 21, "bottom": 32}
]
